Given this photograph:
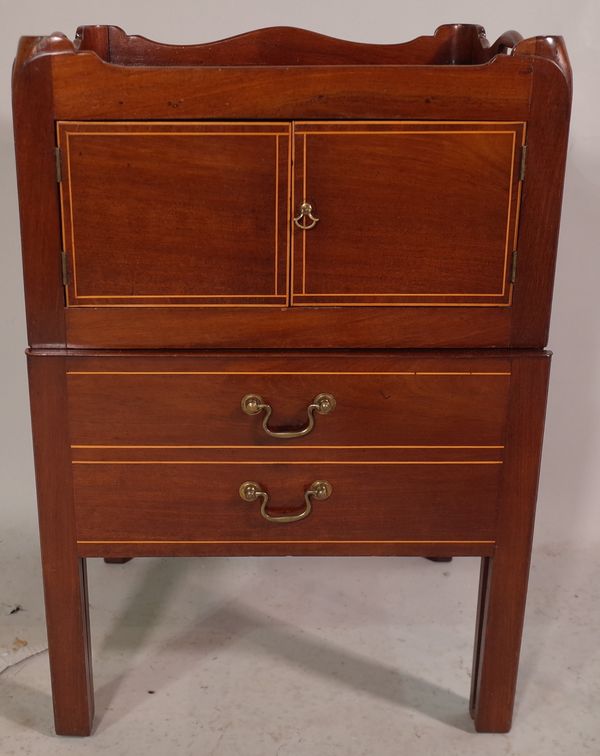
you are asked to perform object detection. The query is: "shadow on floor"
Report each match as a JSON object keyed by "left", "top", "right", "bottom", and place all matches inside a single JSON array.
[
  {"left": 93, "top": 557, "right": 473, "bottom": 733},
  {"left": 0, "top": 673, "right": 53, "bottom": 736}
]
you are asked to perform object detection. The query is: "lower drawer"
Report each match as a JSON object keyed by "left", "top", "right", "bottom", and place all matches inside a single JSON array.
[{"left": 72, "top": 461, "right": 501, "bottom": 547}]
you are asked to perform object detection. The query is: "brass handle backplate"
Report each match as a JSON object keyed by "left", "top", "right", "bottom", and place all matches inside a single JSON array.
[
  {"left": 293, "top": 201, "right": 320, "bottom": 230},
  {"left": 241, "top": 393, "right": 335, "bottom": 438},
  {"left": 239, "top": 480, "right": 332, "bottom": 523}
]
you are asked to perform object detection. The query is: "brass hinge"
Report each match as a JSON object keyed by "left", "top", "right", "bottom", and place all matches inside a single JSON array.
[
  {"left": 60, "top": 250, "right": 69, "bottom": 286},
  {"left": 510, "top": 250, "right": 518, "bottom": 284},
  {"left": 55, "top": 147, "right": 62, "bottom": 183},
  {"left": 519, "top": 145, "right": 527, "bottom": 182}
]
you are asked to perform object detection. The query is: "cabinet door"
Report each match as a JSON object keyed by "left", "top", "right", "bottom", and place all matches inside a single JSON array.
[
  {"left": 291, "top": 121, "right": 525, "bottom": 307},
  {"left": 58, "top": 122, "right": 290, "bottom": 307}
]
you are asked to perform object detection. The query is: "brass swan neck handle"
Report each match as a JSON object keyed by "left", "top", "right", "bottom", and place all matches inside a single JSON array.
[
  {"left": 241, "top": 393, "right": 335, "bottom": 439},
  {"left": 239, "top": 480, "right": 332, "bottom": 523}
]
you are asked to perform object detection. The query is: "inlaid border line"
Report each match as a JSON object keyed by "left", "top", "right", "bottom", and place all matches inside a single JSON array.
[
  {"left": 70, "top": 444, "right": 505, "bottom": 450},
  {"left": 297, "top": 129, "right": 518, "bottom": 300},
  {"left": 72, "top": 460, "right": 503, "bottom": 465},
  {"left": 66, "top": 370, "right": 512, "bottom": 376},
  {"left": 77, "top": 539, "right": 496, "bottom": 545}
]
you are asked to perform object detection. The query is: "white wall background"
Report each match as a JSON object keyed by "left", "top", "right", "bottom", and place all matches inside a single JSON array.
[{"left": 1, "top": 0, "right": 599, "bottom": 547}]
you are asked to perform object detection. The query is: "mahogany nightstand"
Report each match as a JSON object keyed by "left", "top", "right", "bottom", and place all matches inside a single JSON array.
[{"left": 12, "top": 24, "right": 571, "bottom": 735}]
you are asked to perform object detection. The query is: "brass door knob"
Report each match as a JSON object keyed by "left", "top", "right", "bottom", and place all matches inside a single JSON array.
[{"left": 293, "top": 201, "right": 320, "bottom": 230}]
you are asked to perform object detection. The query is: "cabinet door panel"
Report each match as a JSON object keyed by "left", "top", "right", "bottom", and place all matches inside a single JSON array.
[
  {"left": 58, "top": 122, "right": 290, "bottom": 306},
  {"left": 291, "top": 121, "right": 525, "bottom": 306}
]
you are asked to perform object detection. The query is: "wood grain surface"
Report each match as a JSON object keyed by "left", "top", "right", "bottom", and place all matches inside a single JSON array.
[
  {"left": 66, "top": 353, "right": 510, "bottom": 448},
  {"left": 292, "top": 121, "right": 524, "bottom": 306},
  {"left": 27, "top": 354, "right": 94, "bottom": 735},
  {"left": 72, "top": 461, "right": 502, "bottom": 545},
  {"left": 470, "top": 353, "right": 551, "bottom": 732},
  {"left": 58, "top": 122, "right": 290, "bottom": 306},
  {"left": 75, "top": 24, "right": 516, "bottom": 67}
]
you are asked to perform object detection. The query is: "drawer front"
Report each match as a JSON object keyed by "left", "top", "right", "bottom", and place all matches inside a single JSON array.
[
  {"left": 58, "top": 121, "right": 291, "bottom": 307},
  {"left": 67, "top": 355, "right": 510, "bottom": 448},
  {"left": 72, "top": 462, "right": 501, "bottom": 546}
]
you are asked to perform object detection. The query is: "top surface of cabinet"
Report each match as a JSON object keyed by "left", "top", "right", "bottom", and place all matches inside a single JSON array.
[{"left": 12, "top": 24, "right": 572, "bottom": 349}]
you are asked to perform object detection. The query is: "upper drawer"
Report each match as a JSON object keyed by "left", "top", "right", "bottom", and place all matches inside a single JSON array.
[
  {"left": 66, "top": 353, "right": 510, "bottom": 449},
  {"left": 57, "top": 121, "right": 290, "bottom": 307},
  {"left": 292, "top": 121, "right": 525, "bottom": 307}
]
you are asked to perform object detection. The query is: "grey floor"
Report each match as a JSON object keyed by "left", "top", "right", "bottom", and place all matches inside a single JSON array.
[{"left": 1, "top": 516, "right": 598, "bottom": 755}]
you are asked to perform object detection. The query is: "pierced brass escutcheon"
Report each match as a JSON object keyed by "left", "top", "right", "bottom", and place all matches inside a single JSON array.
[
  {"left": 293, "top": 201, "right": 320, "bottom": 230},
  {"left": 239, "top": 480, "right": 332, "bottom": 523},
  {"left": 241, "top": 392, "right": 336, "bottom": 438}
]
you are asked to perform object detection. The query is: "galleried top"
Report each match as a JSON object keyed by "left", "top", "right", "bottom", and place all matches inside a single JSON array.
[{"left": 15, "top": 24, "right": 571, "bottom": 80}]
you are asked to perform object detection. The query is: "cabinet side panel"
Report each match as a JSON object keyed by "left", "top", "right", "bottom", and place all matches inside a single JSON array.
[
  {"left": 12, "top": 48, "right": 66, "bottom": 347},
  {"left": 510, "top": 58, "right": 571, "bottom": 346}
]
